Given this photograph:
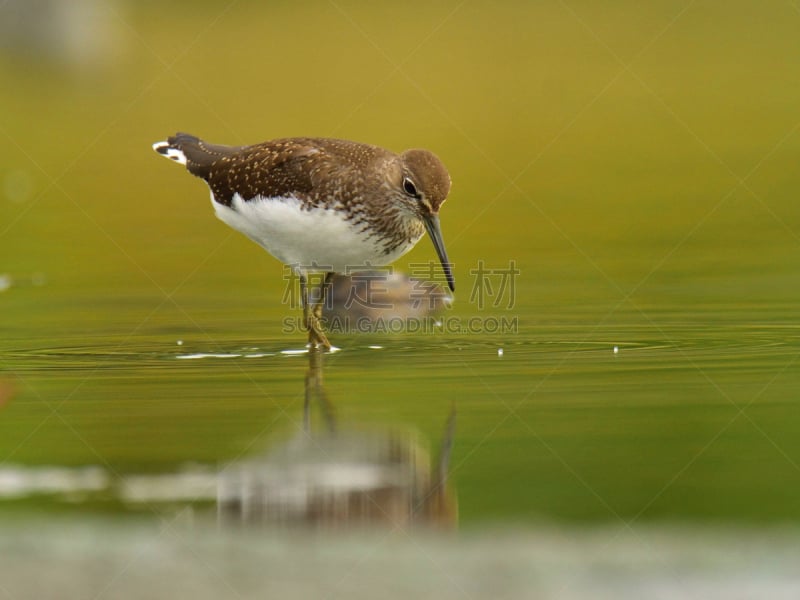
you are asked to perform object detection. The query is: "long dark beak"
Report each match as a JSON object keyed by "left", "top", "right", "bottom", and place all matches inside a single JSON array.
[{"left": 423, "top": 214, "right": 455, "bottom": 292}]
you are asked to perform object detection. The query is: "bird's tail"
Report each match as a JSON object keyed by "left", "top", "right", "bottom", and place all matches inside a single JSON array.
[
  {"left": 152, "top": 132, "right": 240, "bottom": 178},
  {"left": 152, "top": 132, "right": 202, "bottom": 167}
]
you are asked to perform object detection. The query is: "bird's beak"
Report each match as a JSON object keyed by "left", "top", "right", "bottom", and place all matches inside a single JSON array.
[{"left": 423, "top": 214, "right": 455, "bottom": 292}]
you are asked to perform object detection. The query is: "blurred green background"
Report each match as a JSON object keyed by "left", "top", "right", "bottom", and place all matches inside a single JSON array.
[{"left": 1, "top": 0, "right": 800, "bottom": 526}]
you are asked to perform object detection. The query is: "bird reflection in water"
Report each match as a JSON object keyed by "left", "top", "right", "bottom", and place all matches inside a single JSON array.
[
  {"left": 0, "top": 274, "right": 457, "bottom": 528},
  {"left": 322, "top": 270, "right": 452, "bottom": 328},
  {"left": 218, "top": 348, "right": 457, "bottom": 529}
]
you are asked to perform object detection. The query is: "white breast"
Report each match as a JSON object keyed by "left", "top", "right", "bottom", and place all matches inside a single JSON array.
[{"left": 212, "top": 193, "right": 419, "bottom": 273}]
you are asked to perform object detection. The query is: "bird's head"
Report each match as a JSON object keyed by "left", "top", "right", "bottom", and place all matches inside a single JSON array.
[{"left": 389, "top": 149, "right": 454, "bottom": 292}]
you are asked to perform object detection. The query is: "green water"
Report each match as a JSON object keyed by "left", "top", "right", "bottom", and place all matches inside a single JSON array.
[
  {"left": 2, "top": 1, "right": 800, "bottom": 530},
  {"left": 4, "top": 299, "right": 800, "bottom": 524}
]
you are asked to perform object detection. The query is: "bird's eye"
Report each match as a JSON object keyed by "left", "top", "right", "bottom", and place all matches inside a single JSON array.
[{"left": 402, "top": 177, "right": 418, "bottom": 197}]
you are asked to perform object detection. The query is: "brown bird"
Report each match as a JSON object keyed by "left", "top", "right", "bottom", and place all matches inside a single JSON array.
[{"left": 153, "top": 133, "right": 454, "bottom": 349}]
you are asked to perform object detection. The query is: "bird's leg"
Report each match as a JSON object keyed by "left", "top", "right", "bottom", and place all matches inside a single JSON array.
[
  {"left": 303, "top": 347, "right": 336, "bottom": 434},
  {"left": 300, "top": 273, "right": 319, "bottom": 347},
  {"left": 311, "top": 272, "right": 334, "bottom": 322},
  {"left": 300, "top": 273, "right": 332, "bottom": 350},
  {"left": 309, "top": 272, "right": 334, "bottom": 350},
  {"left": 300, "top": 272, "right": 311, "bottom": 335},
  {"left": 304, "top": 345, "right": 321, "bottom": 434}
]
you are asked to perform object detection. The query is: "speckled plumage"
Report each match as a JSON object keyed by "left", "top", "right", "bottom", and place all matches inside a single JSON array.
[{"left": 154, "top": 133, "right": 453, "bottom": 277}]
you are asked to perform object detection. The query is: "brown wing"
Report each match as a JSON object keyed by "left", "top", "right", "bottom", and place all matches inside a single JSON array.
[
  {"left": 167, "top": 133, "right": 322, "bottom": 207},
  {"left": 167, "top": 134, "right": 393, "bottom": 208}
]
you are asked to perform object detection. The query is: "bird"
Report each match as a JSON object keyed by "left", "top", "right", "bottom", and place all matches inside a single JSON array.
[{"left": 152, "top": 133, "right": 454, "bottom": 350}]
